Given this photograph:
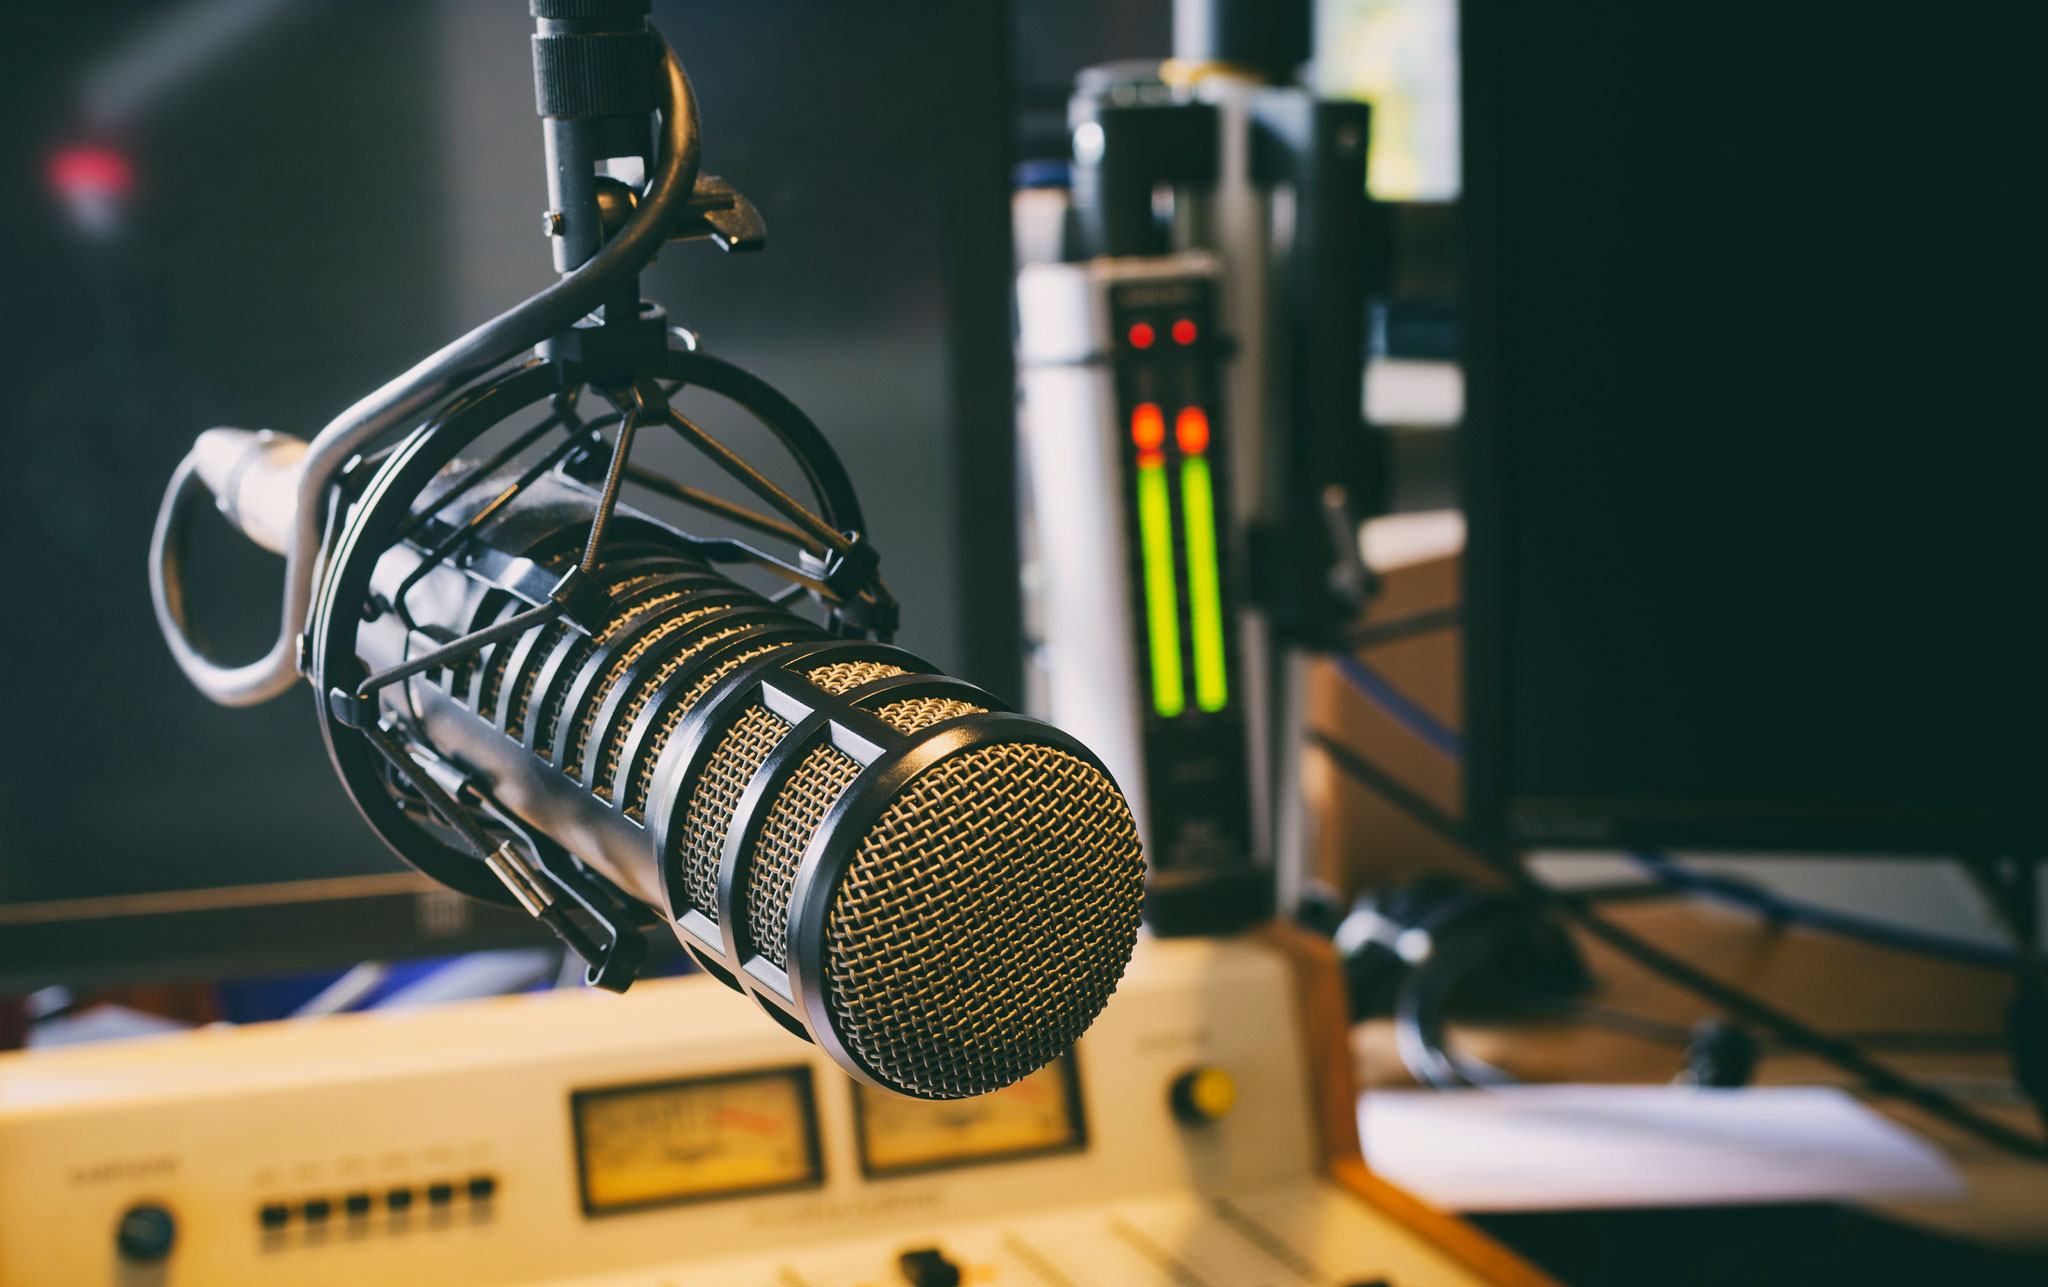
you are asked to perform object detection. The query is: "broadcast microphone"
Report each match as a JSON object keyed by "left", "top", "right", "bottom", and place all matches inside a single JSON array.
[
  {"left": 180, "top": 399, "right": 1144, "bottom": 1101},
  {"left": 149, "top": 3, "right": 1146, "bottom": 1101}
]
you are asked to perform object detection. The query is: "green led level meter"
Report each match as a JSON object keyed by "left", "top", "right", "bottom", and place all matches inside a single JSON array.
[
  {"left": 1135, "top": 453, "right": 1184, "bottom": 718},
  {"left": 1180, "top": 454, "right": 1228, "bottom": 712}
]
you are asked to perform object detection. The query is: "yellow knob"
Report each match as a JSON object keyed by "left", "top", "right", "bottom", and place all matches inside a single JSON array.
[{"left": 1171, "top": 1066, "right": 1238, "bottom": 1124}]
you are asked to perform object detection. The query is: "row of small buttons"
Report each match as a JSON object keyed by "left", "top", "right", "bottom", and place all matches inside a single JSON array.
[{"left": 258, "top": 1175, "right": 496, "bottom": 1229}]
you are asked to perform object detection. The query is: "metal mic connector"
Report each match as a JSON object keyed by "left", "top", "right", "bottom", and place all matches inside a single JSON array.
[{"left": 190, "top": 428, "right": 309, "bottom": 556}]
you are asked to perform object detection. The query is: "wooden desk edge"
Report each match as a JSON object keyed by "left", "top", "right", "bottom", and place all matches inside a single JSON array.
[{"left": 1258, "top": 923, "right": 1562, "bottom": 1287}]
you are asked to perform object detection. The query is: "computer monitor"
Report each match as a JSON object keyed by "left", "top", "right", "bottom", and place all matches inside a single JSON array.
[
  {"left": 1458, "top": 2, "right": 2035, "bottom": 854},
  {"left": 0, "top": 0, "right": 1012, "bottom": 990}
]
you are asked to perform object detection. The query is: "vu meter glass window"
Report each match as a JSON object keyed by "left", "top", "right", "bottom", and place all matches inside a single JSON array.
[
  {"left": 572, "top": 1067, "right": 821, "bottom": 1214},
  {"left": 854, "top": 1056, "right": 1084, "bottom": 1176}
]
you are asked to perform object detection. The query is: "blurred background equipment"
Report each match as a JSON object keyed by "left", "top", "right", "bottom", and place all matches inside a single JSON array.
[
  {"left": 1015, "top": 0, "right": 1395, "bottom": 937},
  {"left": 1018, "top": 251, "right": 1271, "bottom": 935}
]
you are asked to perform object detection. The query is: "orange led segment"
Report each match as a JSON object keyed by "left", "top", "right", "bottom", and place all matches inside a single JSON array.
[
  {"left": 1172, "top": 318, "right": 1198, "bottom": 345},
  {"left": 1131, "top": 402, "right": 1166, "bottom": 450},
  {"left": 1128, "top": 322, "right": 1155, "bottom": 349},
  {"left": 1174, "top": 406, "right": 1210, "bottom": 454},
  {"left": 1136, "top": 447, "right": 1164, "bottom": 470}
]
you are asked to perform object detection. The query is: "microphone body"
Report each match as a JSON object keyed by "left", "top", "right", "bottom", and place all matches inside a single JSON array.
[{"left": 332, "top": 453, "right": 1143, "bottom": 1100}]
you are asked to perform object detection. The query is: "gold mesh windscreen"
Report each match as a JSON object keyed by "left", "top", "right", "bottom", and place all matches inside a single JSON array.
[
  {"left": 821, "top": 742, "right": 1144, "bottom": 1098},
  {"left": 592, "top": 620, "right": 753, "bottom": 801},
  {"left": 803, "top": 660, "right": 906, "bottom": 693},
  {"left": 566, "top": 600, "right": 738, "bottom": 783},
  {"left": 676, "top": 704, "right": 791, "bottom": 920},
  {"left": 873, "top": 696, "right": 986, "bottom": 735},
  {"left": 745, "top": 743, "right": 864, "bottom": 965},
  {"left": 526, "top": 573, "right": 674, "bottom": 760},
  {"left": 625, "top": 641, "right": 788, "bottom": 820}
]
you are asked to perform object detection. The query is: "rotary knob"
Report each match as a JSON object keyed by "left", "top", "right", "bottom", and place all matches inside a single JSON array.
[
  {"left": 1171, "top": 1066, "right": 1238, "bottom": 1124},
  {"left": 115, "top": 1203, "right": 177, "bottom": 1264},
  {"left": 898, "top": 1246, "right": 962, "bottom": 1287}
]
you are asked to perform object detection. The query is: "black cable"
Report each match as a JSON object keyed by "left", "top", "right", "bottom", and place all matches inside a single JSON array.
[
  {"left": 1546, "top": 891, "right": 2048, "bottom": 1160},
  {"left": 1310, "top": 731, "right": 2048, "bottom": 1162},
  {"left": 1394, "top": 928, "right": 1519, "bottom": 1088},
  {"left": 1308, "top": 731, "right": 1462, "bottom": 842},
  {"left": 1632, "top": 851, "right": 2044, "bottom": 970},
  {"left": 1345, "top": 605, "right": 1460, "bottom": 650},
  {"left": 1328, "top": 655, "right": 2046, "bottom": 970}
]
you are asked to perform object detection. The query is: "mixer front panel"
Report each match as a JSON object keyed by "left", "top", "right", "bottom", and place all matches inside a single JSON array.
[{"left": 0, "top": 938, "right": 1494, "bottom": 1287}]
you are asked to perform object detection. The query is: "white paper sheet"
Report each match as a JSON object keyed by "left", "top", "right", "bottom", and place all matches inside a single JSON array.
[{"left": 1359, "top": 1084, "right": 1967, "bottom": 1212}]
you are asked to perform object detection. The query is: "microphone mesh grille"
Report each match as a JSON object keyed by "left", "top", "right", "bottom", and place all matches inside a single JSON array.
[
  {"left": 623, "top": 640, "right": 784, "bottom": 820},
  {"left": 746, "top": 743, "right": 864, "bottom": 966},
  {"left": 569, "top": 600, "right": 739, "bottom": 783},
  {"left": 873, "top": 696, "right": 986, "bottom": 735},
  {"left": 530, "top": 574, "right": 676, "bottom": 761},
  {"left": 677, "top": 704, "right": 790, "bottom": 920},
  {"left": 803, "top": 660, "right": 907, "bottom": 693},
  {"left": 822, "top": 741, "right": 1144, "bottom": 1098},
  {"left": 592, "top": 619, "right": 755, "bottom": 800}
]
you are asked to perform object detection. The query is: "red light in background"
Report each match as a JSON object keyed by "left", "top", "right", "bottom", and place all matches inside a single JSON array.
[
  {"left": 1175, "top": 406, "right": 1210, "bottom": 454},
  {"left": 47, "top": 144, "right": 134, "bottom": 199},
  {"left": 1128, "top": 322, "right": 1155, "bottom": 349},
  {"left": 1131, "top": 402, "right": 1166, "bottom": 450},
  {"left": 1171, "top": 318, "right": 1198, "bottom": 345}
]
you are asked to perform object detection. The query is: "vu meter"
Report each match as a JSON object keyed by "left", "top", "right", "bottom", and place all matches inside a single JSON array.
[
  {"left": 1017, "top": 253, "right": 1267, "bottom": 935},
  {"left": 572, "top": 1067, "right": 822, "bottom": 1214},
  {"left": 854, "top": 1056, "right": 1085, "bottom": 1176}
]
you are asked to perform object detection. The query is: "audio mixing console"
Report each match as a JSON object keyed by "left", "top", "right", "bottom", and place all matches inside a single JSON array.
[{"left": 0, "top": 937, "right": 1549, "bottom": 1286}]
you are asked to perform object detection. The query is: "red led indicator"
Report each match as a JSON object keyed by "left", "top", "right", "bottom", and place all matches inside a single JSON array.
[
  {"left": 47, "top": 144, "right": 134, "bottom": 199},
  {"left": 1172, "top": 318, "right": 1198, "bottom": 345},
  {"left": 1131, "top": 402, "right": 1166, "bottom": 450},
  {"left": 1175, "top": 407, "right": 1210, "bottom": 454},
  {"left": 1128, "top": 322, "right": 1155, "bottom": 349}
]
